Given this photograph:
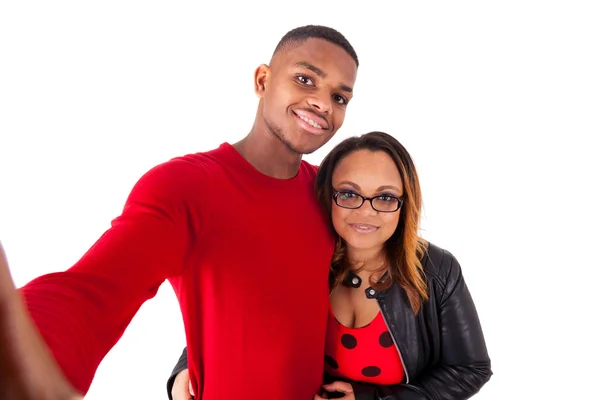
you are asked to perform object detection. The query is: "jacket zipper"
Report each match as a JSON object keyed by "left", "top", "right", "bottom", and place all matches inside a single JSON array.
[{"left": 377, "top": 300, "right": 410, "bottom": 384}]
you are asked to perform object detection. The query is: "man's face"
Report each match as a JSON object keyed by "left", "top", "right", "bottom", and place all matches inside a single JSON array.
[{"left": 257, "top": 38, "right": 358, "bottom": 155}]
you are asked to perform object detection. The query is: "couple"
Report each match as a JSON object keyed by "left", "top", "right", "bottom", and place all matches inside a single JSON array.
[
  {"left": 0, "top": 25, "right": 491, "bottom": 400},
  {"left": 167, "top": 132, "right": 492, "bottom": 400}
]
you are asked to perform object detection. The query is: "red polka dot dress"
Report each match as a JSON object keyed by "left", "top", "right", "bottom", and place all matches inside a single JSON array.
[{"left": 324, "top": 304, "right": 405, "bottom": 385}]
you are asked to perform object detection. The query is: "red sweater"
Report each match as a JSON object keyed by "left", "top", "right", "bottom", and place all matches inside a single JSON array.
[{"left": 19, "top": 143, "right": 334, "bottom": 399}]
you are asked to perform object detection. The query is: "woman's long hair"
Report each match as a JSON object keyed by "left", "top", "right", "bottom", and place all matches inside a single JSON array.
[{"left": 316, "top": 131, "right": 429, "bottom": 314}]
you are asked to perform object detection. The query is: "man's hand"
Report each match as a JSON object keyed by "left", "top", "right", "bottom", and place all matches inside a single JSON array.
[
  {"left": 0, "top": 242, "right": 83, "bottom": 399},
  {"left": 171, "top": 369, "right": 194, "bottom": 400},
  {"left": 313, "top": 381, "right": 356, "bottom": 400}
]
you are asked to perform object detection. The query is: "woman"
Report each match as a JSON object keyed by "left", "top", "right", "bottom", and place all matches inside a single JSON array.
[{"left": 169, "top": 132, "right": 492, "bottom": 400}]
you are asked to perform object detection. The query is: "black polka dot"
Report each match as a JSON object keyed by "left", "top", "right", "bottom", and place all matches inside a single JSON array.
[
  {"left": 341, "top": 333, "right": 357, "bottom": 349},
  {"left": 325, "top": 355, "right": 339, "bottom": 369},
  {"left": 362, "top": 366, "right": 382, "bottom": 377},
  {"left": 379, "top": 331, "right": 394, "bottom": 348}
]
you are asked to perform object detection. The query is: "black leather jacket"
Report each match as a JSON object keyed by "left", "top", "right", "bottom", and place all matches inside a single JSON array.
[{"left": 167, "top": 243, "right": 492, "bottom": 400}]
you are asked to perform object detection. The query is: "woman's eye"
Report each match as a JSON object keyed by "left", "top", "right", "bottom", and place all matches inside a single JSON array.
[{"left": 378, "top": 196, "right": 394, "bottom": 202}]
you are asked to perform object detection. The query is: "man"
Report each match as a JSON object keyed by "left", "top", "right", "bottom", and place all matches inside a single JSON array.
[{"left": 0, "top": 25, "right": 358, "bottom": 399}]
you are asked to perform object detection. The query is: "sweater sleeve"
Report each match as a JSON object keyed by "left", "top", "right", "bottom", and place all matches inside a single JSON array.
[{"left": 17, "top": 159, "right": 203, "bottom": 395}]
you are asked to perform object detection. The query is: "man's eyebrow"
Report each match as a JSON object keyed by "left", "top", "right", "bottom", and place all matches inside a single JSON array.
[
  {"left": 295, "top": 61, "right": 325, "bottom": 77},
  {"left": 295, "top": 61, "right": 353, "bottom": 94},
  {"left": 339, "top": 84, "right": 353, "bottom": 94}
]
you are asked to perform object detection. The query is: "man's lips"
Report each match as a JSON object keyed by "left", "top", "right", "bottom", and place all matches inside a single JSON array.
[{"left": 293, "top": 109, "right": 329, "bottom": 130}]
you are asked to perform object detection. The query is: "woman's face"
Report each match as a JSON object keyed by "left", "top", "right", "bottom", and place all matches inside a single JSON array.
[{"left": 331, "top": 149, "right": 404, "bottom": 258}]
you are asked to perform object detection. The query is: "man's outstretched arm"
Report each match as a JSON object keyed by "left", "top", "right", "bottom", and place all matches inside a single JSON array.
[
  {"left": 0, "top": 242, "right": 82, "bottom": 399},
  {"left": 1, "top": 159, "right": 206, "bottom": 397}
]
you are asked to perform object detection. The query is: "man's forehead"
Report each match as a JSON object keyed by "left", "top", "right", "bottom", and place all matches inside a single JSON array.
[{"left": 275, "top": 39, "right": 356, "bottom": 73}]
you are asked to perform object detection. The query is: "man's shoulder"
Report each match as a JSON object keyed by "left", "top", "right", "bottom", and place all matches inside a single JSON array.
[
  {"left": 173, "top": 142, "right": 229, "bottom": 163},
  {"left": 133, "top": 144, "right": 230, "bottom": 191},
  {"left": 158, "top": 143, "right": 231, "bottom": 173},
  {"left": 156, "top": 147, "right": 320, "bottom": 182},
  {"left": 300, "top": 161, "right": 319, "bottom": 176}
]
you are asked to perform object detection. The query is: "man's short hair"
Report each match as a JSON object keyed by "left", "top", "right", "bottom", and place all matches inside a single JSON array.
[{"left": 273, "top": 25, "right": 359, "bottom": 67}]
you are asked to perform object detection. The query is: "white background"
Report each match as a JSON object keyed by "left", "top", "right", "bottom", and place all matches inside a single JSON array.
[{"left": 1, "top": 1, "right": 599, "bottom": 399}]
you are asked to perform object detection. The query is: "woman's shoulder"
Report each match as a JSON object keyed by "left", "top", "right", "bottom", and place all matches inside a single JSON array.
[{"left": 421, "top": 241, "right": 464, "bottom": 289}]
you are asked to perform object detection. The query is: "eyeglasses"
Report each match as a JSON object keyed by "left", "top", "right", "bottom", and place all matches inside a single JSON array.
[{"left": 333, "top": 191, "right": 403, "bottom": 213}]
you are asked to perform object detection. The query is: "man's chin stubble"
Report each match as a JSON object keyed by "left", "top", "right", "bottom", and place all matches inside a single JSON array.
[{"left": 264, "top": 119, "right": 318, "bottom": 155}]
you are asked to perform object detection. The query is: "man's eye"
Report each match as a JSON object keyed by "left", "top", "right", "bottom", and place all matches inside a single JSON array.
[
  {"left": 333, "top": 94, "right": 347, "bottom": 105},
  {"left": 297, "top": 75, "right": 314, "bottom": 85}
]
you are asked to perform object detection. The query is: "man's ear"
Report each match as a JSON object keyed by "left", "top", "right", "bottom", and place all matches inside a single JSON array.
[{"left": 254, "top": 64, "right": 270, "bottom": 98}]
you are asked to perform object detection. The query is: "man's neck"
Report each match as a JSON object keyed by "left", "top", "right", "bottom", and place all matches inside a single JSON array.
[{"left": 233, "top": 131, "right": 303, "bottom": 180}]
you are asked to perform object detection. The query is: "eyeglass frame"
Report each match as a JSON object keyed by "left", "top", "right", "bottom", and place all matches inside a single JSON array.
[{"left": 332, "top": 190, "right": 404, "bottom": 213}]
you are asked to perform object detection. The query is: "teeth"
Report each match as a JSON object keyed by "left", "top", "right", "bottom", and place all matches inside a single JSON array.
[{"left": 299, "top": 115, "right": 323, "bottom": 129}]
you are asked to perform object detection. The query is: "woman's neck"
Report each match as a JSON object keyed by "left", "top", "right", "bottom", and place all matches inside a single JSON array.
[{"left": 347, "top": 246, "right": 387, "bottom": 280}]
